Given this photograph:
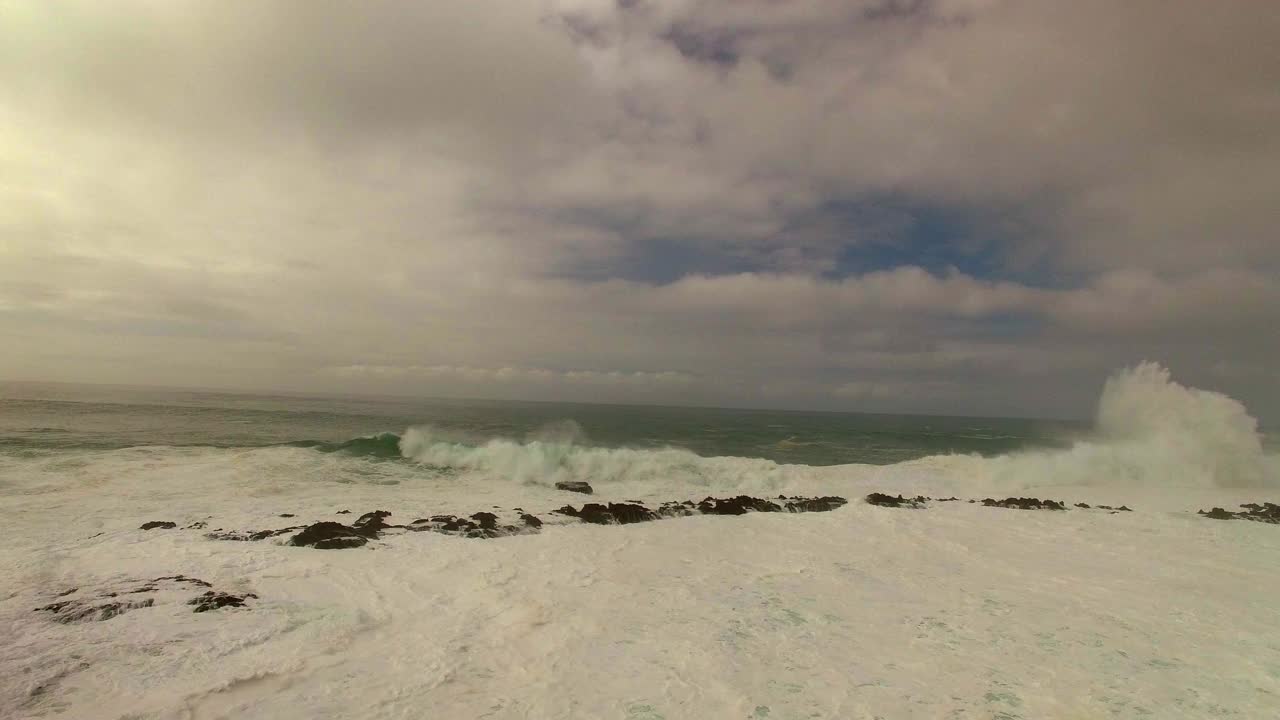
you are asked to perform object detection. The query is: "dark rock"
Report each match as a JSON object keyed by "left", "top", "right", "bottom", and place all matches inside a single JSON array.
[
  {"left": 206, "top": 526, "right": 302, "bottom": 542},
  {"left": 555, "top": 481, "right": 594, "bottom": 495},
  {"left": 153, "top": 575, "right": 212, "bottom": 587},
  {"left": 37, "top": 598, "right": 155, "bottom": 623},
  {"left": 1075, "top": 503, "right": 1091, "bottom": 509},
  {"left": 783, "top": 496, "right": 849, "bottom": 513},
  {"left": 697, "top": 495, "right": 781, "bottom": 515},
  {"left": 470, "top": 512, "right": 499, "bottom": 530},
  {"left": 188, "top": 591, "right": 257, "bottom": 613},
  {"left": 336, "top": 510, "right": 351, "bottom": 514},
  {"left": 1200, "top": 507, "right": 1236, "bottom": 520},
  {"left": 981, "top": 497, "right": 1066, "bottom": 510},
  {"left": 865, "top": 493, "right": 926, "bottom": 509},
  {"left": 185, "top": 521, "right": 208, "bottom": 530},
  {"left": 279, "top": 513, "right": 295, "bottom": 518},
  {"left": 405, "top": 514, "right": 533, "bottom": 539},
  {"left": 575, "top": 502, "right": 657, "bottom": 525},
  {"left": 140, "top": 521, "right": 176, "bottom": 530},
  {"left": 289, "top": 522, "right": 369, "bottom": 549},
  {"left": 353, "top": 510, "right": 393, "bottom": 535},
  {"left": 1239, "top": 502, "right": 1280, "bottom": 524}
]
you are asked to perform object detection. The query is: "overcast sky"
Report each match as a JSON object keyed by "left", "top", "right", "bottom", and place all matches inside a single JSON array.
[{"left": 2, "top": 0, "right": 1278, "bottom": 420}]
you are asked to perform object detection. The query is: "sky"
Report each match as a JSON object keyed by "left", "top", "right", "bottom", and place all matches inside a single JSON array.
[{"left": 1, "top": 0, "right": 1278, "bottom": 421}]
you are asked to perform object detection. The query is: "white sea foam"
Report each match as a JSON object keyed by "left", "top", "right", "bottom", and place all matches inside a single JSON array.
[{"left": 1, "top": 365, "right": 1278, "bottom": 718}]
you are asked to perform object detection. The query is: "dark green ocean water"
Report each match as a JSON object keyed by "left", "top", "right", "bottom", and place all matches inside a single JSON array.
[{"left": 0, "top": 382, "right": 1081, "bottom": 466}]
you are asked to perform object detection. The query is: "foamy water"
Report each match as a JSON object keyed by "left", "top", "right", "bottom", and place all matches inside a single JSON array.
[{"left": 1, "top": 365, "right": 1277, "bottom": 718}]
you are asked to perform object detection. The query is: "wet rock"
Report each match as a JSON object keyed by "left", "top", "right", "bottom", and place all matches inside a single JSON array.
[
  {"left": 279, "top": 513, "right": 295, "bottom": 518},
  {"left": 470, "top": 512, "right": 499, "bottom": 530},
  {"left": 1075, "top": 503, "right": 1091, "bottom": 509},
  {"left": 36, "top": 575, "right": 253, "bottom": 623},
  {"left": 1198, "top": 503, "right": 1279, "bottom": 523},
  {"left": 37, "top": 598, "right": 155, "bottom": 623},
  {"left": 185, "top": 521, "right": 208, "bottom": 530},
  {"left": 336, "top": 510, "right": 352, "bottom": 514},
  {"left": 1239, "top": 502, "right": 1280, "bottom": 523},
  {"left": 405, "top": 514, "right": 533, "bottom": 539},
  {"left": 353, "top": 510, "right": 393, "bottom": 534},
  {"left": 981, "top": 497, "right": 1066, "bottom": 510},
  {"left": 555, "top": 481, "right": 594, "bottom": 495},
  {"left": 289, "top": 522, "right": 369, "bottom": 549},
  {"left": 783, "top": 496, "right": 849, "bottom": 513},
  {"left": 696, "top": 496, "right": 781, "bottom": 515},
  {"left": 140, "top": 521, "right": 176, "bottom": 530},
  {"left": 566, "top": 502, "right": 657, "bottom": 525},
  {"left": 207, "top": 526, "right": 302, "bottom": 542},
  {"left": 865, "top": 493, "right": 926, "bottom": 509},
  {"left": 188, "top": 591, "right": 257, "bottom": 613},
  {"left": 153, "top": 575, "right": 212, "bottom": 587}
]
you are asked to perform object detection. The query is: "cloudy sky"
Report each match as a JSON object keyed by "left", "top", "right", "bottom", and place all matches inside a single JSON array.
[{"left": 2, "top": 0, "right": 1278, "bottom": 420}]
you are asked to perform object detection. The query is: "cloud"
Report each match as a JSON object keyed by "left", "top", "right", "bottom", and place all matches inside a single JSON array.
[{"left": 1, "top": 1, "right": 1278, "bottom": 420}]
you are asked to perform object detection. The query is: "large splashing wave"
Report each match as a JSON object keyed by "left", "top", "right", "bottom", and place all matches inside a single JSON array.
[
  {"left": 904, "top": 362, "right": 1278, "bottom": 491},
  {"left": 292, "top": 363, "right": 1276, "bottom": 493}
]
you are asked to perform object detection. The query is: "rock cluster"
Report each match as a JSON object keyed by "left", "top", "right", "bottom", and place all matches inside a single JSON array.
[
  {"left": 1198, "top": 502, "right": 1280, "bottom": 524},
  {"left": 35, "top": 575, "right": 251, "bottom": 623}
]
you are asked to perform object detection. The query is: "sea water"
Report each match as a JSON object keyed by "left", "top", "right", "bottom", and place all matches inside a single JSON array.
[{"left": 1, "top": 363, "right": 1277, "bottom": 718}]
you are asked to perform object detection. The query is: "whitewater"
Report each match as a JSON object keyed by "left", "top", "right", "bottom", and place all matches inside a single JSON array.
[{"left": 2, "top": 363, "right": 1278, "bottom": 719}]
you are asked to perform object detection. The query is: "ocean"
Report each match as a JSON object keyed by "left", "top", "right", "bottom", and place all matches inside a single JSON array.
[{"left": 2, "top": 364, "right": 1278, "bottom": 719}]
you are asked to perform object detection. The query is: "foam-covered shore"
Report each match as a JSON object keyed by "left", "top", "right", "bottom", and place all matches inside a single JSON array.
[{"left": 2, "top": 364, "right": 1278, "bottom": 718}]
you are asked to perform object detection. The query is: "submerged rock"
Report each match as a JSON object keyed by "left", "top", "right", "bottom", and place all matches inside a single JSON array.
[
  {"left": 35, "top": 575, "right": 247, "bottom": 623},
  {"left": 353, "top": 510, "right": 393, "bottom": 534},
  {"left": 405, "top": 513, "right": 533, "bottom": 539},
  {"left": 865, "top": 493, "right": 927, "bottom": 509},
  {"left": 1199, "top": 503, "right": 1280, "bottom": 523},
  {"left": 555, "top": 481, "right": 594, "bottom": 495},
  {"left": 561, "top": 502, "right": 657, "bottom": 525},
  {"left": 981, "top": 497, "right": 1066, "bottom": 510},
  {"left": 139, "top": 521, "right": 176, "bottom": 530},
  {"left": 207, "top": 526, "right": 302, "bottom": 542},
  {"left": 289, "top": 522, "right": 369, "bottom": 549},
  {"left": 188, "top": 591, "right": 257, "bottom": 613}
]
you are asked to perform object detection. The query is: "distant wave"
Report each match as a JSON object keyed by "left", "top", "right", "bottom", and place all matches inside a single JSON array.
[
  {"left": 281, "top": 432, "right": 404, "bottom": 458},
  {"left": 283, "top": 363, "right": 1278, "bottom": 492}
]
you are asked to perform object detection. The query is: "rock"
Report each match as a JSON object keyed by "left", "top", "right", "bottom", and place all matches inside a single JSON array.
[
  {"left": 405, "top": 513, "right": 533, "bottom": 539},
  {"left": 289, "top": 522, "right": 369, "bottom": 549},
  {"left": 981, "top": 497, "right": 1066, "bottom": 510},
  {"left": 696, "top": 495, "right": 781, "bottom": 515},
  {"left": 555, "top": 481, "right": 594, "bottom": 495},
  {"left": 573, "top": 502, "right": 657, "bottom": 525},
  {"left": 185, "top": 521, "right": 208, "bottom": 529},
  {"left": 140, "top": 521, "right": 176, "bottom": 530},
  {"left": 865, "top": 493, "right": 926, "bottom": 509},
  {"left": 353, "top": 510, "right": 393, "bottom": 535},
  {"left": 783, "top": 496, "right": 849, "bottom": 513},
  {"left": 37, "top": 598, "right": 155, "bottom": 623},
  {"left": 279, "top": 513, "right": 295, "bottom": 518},
  {"left": 153, "top": 575, "right": 212, "bottom": 587},
  {"left": 1075, "top": 503, "right": 1091, "bottom": 509},
  {"left": 207, "top": 526, "right": 303, "bottom": 542},
  {"left": 36, "top": 575, "right": 254, "bottom": 623},
  {"left": 470, "top": 512, "right": 499, "bottom": 530},
  {"left": 336, "top": 510, "right": 351, "bottom": 514},
  {"left": 1199, "top": 507, "right": 1237, "bottom": 520},
  {"left": 188, "top": 591, "right": 257, "bottom": 613}
]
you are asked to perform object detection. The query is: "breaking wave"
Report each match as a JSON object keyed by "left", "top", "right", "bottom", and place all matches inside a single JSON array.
[{"left": 285, "top": 363, "right": 1276, "bottom": 492}]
